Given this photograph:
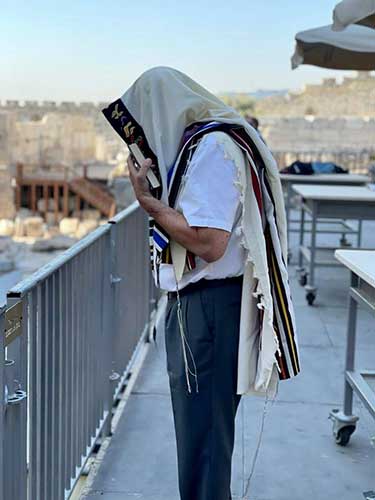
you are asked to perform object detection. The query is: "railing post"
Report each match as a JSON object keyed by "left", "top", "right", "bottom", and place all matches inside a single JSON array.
[
  {"left": 0, "top": 306, "right": 5, "bottom": 500},
  {"left": 101, "top": 221, "right": 118, "bottom": 437},
  {"left": 4, "top": 296, "right": 28, "bottom": 500}
]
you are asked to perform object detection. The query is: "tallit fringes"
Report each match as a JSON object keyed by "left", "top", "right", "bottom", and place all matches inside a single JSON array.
[{"left": 172, "top": 269, "right": 199, "bottom": 395}]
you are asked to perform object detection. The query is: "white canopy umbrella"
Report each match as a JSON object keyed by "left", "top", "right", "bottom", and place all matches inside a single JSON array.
[
  {"left": 291, "top": 24, "right": 375, "bottom": 70},
  {"left": 333, "top": 0, "right": 375, "bottom": 31}
]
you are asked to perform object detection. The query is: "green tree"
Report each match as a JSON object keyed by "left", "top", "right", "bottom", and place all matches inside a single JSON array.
[{"left": 218, "top": 94, "right": 255, "bottom": 116}]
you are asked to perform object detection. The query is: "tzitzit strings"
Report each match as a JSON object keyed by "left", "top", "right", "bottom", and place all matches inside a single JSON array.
[
  {"left": 241, "top": 389, "right": 277, "bottom": 499},
  {"left": 173, "top": 267, "right": 199, "bottom": 394}
]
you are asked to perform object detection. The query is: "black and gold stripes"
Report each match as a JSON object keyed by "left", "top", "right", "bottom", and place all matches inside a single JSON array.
[{"left": 266, "top": 225, "right": 300, "bottom": 379}]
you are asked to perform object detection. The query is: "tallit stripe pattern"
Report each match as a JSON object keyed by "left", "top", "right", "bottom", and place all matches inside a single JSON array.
[
  {"left": 230, "top": 131, "right": 300, "bottom": 380},
  {"left": 243, "top": 143, "right": 300, "bottom": 380},
  {"left": 184, "top": 123, "right": 301, "bottom": 381},
  {"left": 266, "top": 224, "right": 300, "bottom": 377}
]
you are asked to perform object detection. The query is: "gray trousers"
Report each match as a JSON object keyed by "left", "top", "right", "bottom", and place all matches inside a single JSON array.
[{"left": 165, "top": 276, "right": 243, "bottom": 500}]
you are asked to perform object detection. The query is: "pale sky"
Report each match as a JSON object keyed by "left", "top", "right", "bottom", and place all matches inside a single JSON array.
[{"left": 1, "top": 0, "right": 356, "bottom": 102}]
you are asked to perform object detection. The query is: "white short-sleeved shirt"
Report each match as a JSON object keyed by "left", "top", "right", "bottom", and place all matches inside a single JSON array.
[{"left": 159, "top": 133, "right": 247, "bottom": 292}]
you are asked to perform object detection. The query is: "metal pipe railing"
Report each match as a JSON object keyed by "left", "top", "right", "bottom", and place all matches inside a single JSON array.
[
  {"left": 1, "top": 202, "right": 157, "bottom": 499},
  {"left": 0, "top": 306, "right": 5, "bottom": 499}
]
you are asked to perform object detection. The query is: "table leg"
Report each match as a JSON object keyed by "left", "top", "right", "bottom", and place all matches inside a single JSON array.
[
  {"left": 286, "top": 182, "right": 291, "bottom": 241},
  {"left": 329, "top": 271, "right": 359, "bottom": 446},
  {"left": 344, "top": 272, "right": 359, "bottom": 416},
  {"left": 305, "top": 202, "right": 318, "bottom": 305},
  {"left": 357, "top": 219, "right": 363, "bottom": 248},
  {"left": 298, "top": 201, "right": 305, "bottom": 269},
  {"left": 308, "top": 203, "right": 317, "bottom": 287}
]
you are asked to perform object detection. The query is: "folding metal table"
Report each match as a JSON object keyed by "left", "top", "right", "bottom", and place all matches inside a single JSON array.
[
  {"left": 329, "top": 250, "right": 375, "bottom": 446},
  {"left": 281, "top": 173, "right": 369, "bottom": 244},
  {"left": 293, "top": 184, "right": 375, "bottom": 305}
]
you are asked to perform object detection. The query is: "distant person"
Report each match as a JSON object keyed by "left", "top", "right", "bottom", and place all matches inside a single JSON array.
[
  {"left": 103, "top": 67, "right": 300, "bottom": 500},
  {"left": 246, "top": 115, "right": 259, "bottom": 130},
  {"left": 246, "top": 114, "right": 266, "bottom": 143}
]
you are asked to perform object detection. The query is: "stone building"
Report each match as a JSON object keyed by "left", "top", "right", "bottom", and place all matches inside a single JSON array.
[
  {"left": 262, "top": 116, "right": 375, "bottom": 172},
  {"left": 0, "top": 165, "right": 15, "bottom": 219},
  {"left": 0, "top": 111, "right": 16, "bottom": 164},
  {"left": 0, "top": 99, "right": 122, "bottom": 164},
  {"left": 13, "top": 113, "right": 97, "bottom": 166},
  {"left": 254, "top": 72, "right": 375, "bottom": 171},
  {"left": 256, "top": 72, "right": 375, "bottom": 118},
  {"left": 262, "top": 117, "right": 375, "bottom": 152}
]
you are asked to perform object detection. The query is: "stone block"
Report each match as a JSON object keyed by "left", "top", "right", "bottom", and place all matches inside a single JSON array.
[
  {"left": 45, "top": 211, "right": 64, "bottom": 226},
  {"left": 59, "top": 217, "right": 79, "bottom": 235},
  {"left": 0, "top": 219, "right": 14, "bottom": 236},
  {"left": 81, "top": 209, "right": 101, "bottom": 221},
  {"left": 75, "top": 219, "right": 98, "bottom": 239},
  {"left": 24, "top": 216, "right": 45, "bottom": 237},
  {"left": 13, "top": 217, "right": 25, "bottom": 237},
  {"left": 44, "top": 227, "right": 60, "bottom": 238},
  {"left": 32, "top": 235, "right": 77, "bottom": 252}
]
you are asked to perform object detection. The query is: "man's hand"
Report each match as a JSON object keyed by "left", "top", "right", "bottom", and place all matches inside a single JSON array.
[{"left": 127, "top": 155, "right": 153, "bottom": 206}]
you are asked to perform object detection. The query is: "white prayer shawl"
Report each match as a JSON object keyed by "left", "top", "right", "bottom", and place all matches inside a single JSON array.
[{"left": 119, "top": 67, "right": 294, "bottom": 397}]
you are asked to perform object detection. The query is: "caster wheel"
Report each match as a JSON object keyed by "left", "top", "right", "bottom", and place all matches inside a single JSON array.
[
  {"left": 340, "top": 237, "right": 352, "bottom": 248},
  {"left": 299, "top": 274, "right": 307, "bottom": 287},
  {"left": 335, "top": 425, "right": 355, "bottom": 446},
  {"left": 306, "top": 291, "right": 316, "bottom": 306}
]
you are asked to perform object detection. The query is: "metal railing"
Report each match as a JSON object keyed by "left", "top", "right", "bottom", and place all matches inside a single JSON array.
[{"left": 0, "top": 202, "right": 157, "bottom": 500}]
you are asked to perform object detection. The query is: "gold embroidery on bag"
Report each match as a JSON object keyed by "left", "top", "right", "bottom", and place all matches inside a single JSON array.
[
  {"left": 111, "top": 103, "right": 123, "bottom": 120},
  {"left": 123, "top": 121, "right": 135, "bottom": 138}
]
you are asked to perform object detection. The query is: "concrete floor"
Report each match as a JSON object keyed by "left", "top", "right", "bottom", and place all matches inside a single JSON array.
[{"left": 84, "top": 217, "right": 375, "bottom": 500}]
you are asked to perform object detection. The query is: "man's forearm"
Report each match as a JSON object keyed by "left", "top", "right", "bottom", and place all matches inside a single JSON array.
[
  {"left": 140, "top": 195, "right": 212, "bottom": 259},
  {"left": 127, "top": 156, "right": 229, "bottom": 263}
]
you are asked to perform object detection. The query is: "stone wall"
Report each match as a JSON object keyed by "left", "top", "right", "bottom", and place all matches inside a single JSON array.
[
  {"left": 261, "top": 117, "right": 375, "bottom": 173},
  {"left": 0, "top": 112, "right": 16, "bottom": 163},
  {"left": 0, "top": 100, "right": 121, "bottom": 165},
  {"left": 0, "top": 100, "right": 106, "bottom": 114},
  {"left": 262, "top": 117, "right": 375, "bottom": 151},
  {"left": 12, "top": 112, "right": 97, "bottom": 165},
  {"left": 256, "top": 72, "right": 375, "bottom": 118},
  {"left": 0, "top": 165, "right": 15, "bottom": 218}
]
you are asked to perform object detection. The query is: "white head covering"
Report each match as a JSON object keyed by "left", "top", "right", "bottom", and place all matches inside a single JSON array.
[{"left": 122, "top": 67, "right": 240, "bottom": 175}]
